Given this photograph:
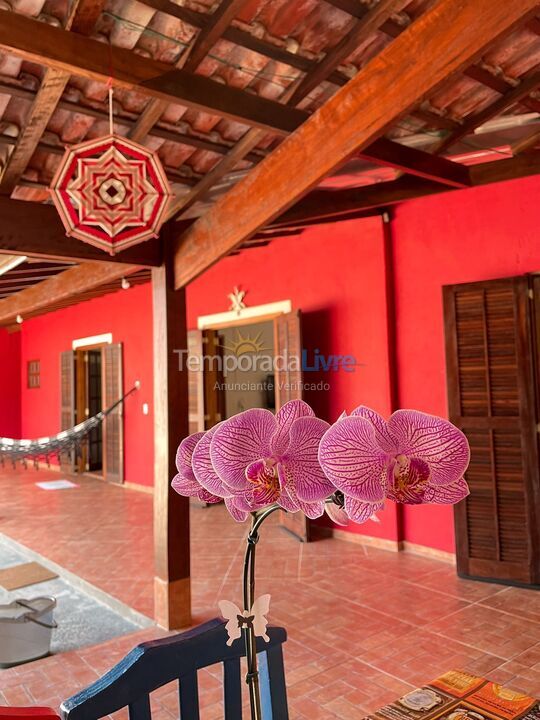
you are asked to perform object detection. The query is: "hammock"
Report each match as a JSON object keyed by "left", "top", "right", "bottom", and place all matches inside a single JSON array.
[{"left": 0, "top": 383, "right": 139, "bottom": 468}]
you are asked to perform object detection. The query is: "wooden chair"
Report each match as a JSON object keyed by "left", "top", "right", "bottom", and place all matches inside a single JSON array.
[{"left": 60, "top": 618, "right": 289, "bottom": 720}]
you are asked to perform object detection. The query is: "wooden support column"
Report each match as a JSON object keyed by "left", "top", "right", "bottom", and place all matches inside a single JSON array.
[{"left": 152, "top": 248, "right": 190, "bottom": 629}]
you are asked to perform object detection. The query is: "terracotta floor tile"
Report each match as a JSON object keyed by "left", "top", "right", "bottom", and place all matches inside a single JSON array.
[{"left": 1, "top": 468, "right": 538, "bottom": 715}]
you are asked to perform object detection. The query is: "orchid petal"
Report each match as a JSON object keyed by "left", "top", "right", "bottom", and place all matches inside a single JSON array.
[
  {"left": 351, "top": 406, "right": 398, "bottom": 452},
  {"left": 172, "top": 431, "right": 205, "bottom": 496},
  {"left": 319, "top": 417, "right": 389, "bottom": 502},
  {"left": 281, "top": 481, "right": 325, "bottom": 518},
  {"left": 197, "top": 488, "right": 222, "bottom": 504},
  {"left": 388, "top": 410, "right": 470, "bottom": 486},
  {"left": 344, "top": 496, "right": 384, "bottom": 524},
  {"left": 225, "top": 496, "right": 249, "bottom": 522},
  {"left": 176, "top": 432, "right": 205, "bottom": 477},
  {"left": 171, "top": 472, "right": 200, "bottom": 497},
  {"left": 424, "top": 477, "right": 470, "bottom": 504},
  {"left": 271, "top": 400, "right": 315, "bottom": 456},
  {"left": 279, "top": 417, "right": 334, "bottom": 501},
  {"left": 325, "top": 501, "right": 349, "bottom": 526},
  {"left": 210, "top": 408, "right": 276, "bottom": 489},
  {"left": 192, "top": 424, "right": 231, "bottom": 498}
]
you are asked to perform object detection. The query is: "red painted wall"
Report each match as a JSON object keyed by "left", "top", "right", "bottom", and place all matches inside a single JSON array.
[
  {"left": 392, "top": 174, "right": 540, "bottom": 552},
  {"left": 186, "top": 215, "right": 400, "bottom": 541},
  {"left": 10, "top": 173, "right": 540, "bottom": 552},
  {"left": 19, "top": 283, "right": 154, "bottom": 487},
  {"left": 0, "top": 328, "right": 21, "bottom": 437}
]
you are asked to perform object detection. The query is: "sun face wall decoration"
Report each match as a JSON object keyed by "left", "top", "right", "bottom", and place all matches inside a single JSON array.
[{"left": 50, "top": 134, "right": 172, "bottom": 255}]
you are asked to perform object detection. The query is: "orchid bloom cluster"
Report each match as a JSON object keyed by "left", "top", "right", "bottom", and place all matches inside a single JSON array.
[{"left": 172, "top": 400, "right": 470, "bottom": 524}]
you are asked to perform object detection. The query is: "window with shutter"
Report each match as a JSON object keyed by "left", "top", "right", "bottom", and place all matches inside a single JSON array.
[{"left": 443, "top": 276, "right": 540, "bottom": 585}]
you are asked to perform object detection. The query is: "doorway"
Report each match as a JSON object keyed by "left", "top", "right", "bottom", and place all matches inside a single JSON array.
[
  {"left": 61, "top": 342, "right": 124, "bottom": 483},
  {"left": 76, "top": 349, "right": 103, "bottom": 473},
  {"left": 189, "top": 307, "right": 311, "bottom": 541}
]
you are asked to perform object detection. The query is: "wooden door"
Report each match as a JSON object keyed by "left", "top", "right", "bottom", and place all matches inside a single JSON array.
[
  {"left": 202, "top": 329, "right": 225, "bottom": 429},
  {"left": 443, "top": 276, "right": 540, "bottom": 585},
  {"left": 102, "top": 343, "right": 124, "bottom": 484},
  {"left": 273, "top": 311, "right": 311, "bottom": 542},
  {"left": 87, "top": 350, "right": 103, "bottom": 471},
  {"left": 60, "top": 350, "right": 75, "bottom": 472},
  {"left": 75, "top": 349, "right": 88, "bottom": 473}
]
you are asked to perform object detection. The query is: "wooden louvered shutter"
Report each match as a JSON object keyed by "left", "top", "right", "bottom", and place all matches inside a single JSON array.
[
  {"left": 202, "top": 329, "right": 225, "bottom": 429},
  {"left": 60, "top": 350, "right": 75, "bottom": 472},
  {"left": 274, "top": 311, "right": 303, "bottom": 408},
  {"left": 273, "top": 311, "right": 310, "bottom": 542},
  {"left": 103, "top": 343, "right": 124, "bottom": 484},
  {"left": 188, "top": 330, "right": 204, "bottom": 435},
  {"left": 444, "top": 276, "right": 540, "bottom": 585}
]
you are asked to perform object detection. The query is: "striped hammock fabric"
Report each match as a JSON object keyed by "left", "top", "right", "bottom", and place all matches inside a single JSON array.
[{"left": 0, "top": 384, "right": 138, "bottom": 467}]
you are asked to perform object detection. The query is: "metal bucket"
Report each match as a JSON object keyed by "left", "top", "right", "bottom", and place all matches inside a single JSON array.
[{"left": 0, "top": 596, "right": 57, "bottom": 668}]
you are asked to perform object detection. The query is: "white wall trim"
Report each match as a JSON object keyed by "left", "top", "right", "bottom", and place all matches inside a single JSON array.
[
  {"left": 197, "top": 300, "right": 292, "bottom": 329},
  {"left": 72, "top": 333, "right": 113, "bottom": 349}
]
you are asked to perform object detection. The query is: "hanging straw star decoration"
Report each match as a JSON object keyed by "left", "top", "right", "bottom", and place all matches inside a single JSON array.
[{"left": 50, "top": 81, "right": 172, "bottom": 255}]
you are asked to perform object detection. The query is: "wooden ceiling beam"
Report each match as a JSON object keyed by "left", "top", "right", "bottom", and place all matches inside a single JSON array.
[
  {"left": 0, "top": 0, "right": 106, "bottom": 196},
  {"left": 0, "top": 10, "right": 308, "bottom": 137},
  {"left": 138, "top": 0, "right": 349, "bottom": 86},
  {"left": 358, "top": 137, "right": 471, "bottom": 187},
  {"left": 511, "top": 127, "right": 540, "bottom": 154},
  {"left": 0, "top": 196, "right": 166, "bottom": 266},
  {"left": 0, "top": 81, "right": 265, "bottom": 163},
  {"left": 437, "top": 67, "right": 540, "bottom": 153},
  {"left": 183, "top": 0, "right": 252, "bottom": 73},
  {"left": 271, "top": 150, "right": 540, "bottom": 227},
  {"left": 172, "top": 0, "right": 539, "bottom": 287},
  {"left": 130, "top": 0, "right": 251, "bottom": 143},
  {"left": 0, "top": 261, "right": 140, "bottom": 326},
  {"left": 166, "top": 0, "right": 408, "bottom": 219}
]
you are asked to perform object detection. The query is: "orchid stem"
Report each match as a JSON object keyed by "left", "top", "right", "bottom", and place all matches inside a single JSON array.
[{"left": 242, "top": 503, "right": 281, "bottom": 720}]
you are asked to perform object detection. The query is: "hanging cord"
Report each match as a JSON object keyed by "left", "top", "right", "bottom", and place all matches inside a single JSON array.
[{"left": 107, "top": 39, "right": 114, "bottom": 135}]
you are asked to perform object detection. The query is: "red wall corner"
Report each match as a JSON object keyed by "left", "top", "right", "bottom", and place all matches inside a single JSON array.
[{"left": 0, "top": 328, "right": 21, "bottom": 438}]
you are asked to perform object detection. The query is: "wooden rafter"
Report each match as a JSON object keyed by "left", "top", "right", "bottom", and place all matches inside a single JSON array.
[
  {"left": 436, "top": 67, "right": 540, "bottom": 153},
  {"left": 273, "top": 151, "right": 540, "bottom": 227},
  {"left": 0, "top": 0, "right": 106, "bottom": 196},
  {"left": 172, "top": 0, "right": 539, "bottom": 287},
  {"left": 288, "top": 0, "right": 408, "bottom": 105},
  {"left": 130, "top": 0, "right": 250, "bottom": 143},
  {"left": 358, "top": 138, "right": 471, "bottom": 187},
  {"left": 0, "top": 261, "right": 140, "bottom": 326},
  {"left": 166, "top": 0, "right": 410, "bottom": 219},
  {"left": 512, "top": 127, "right": 540, "bottom": 154},
  {"left": 0, "top": 197, "right": 164, "bottom": 266},
  {"left": 0, "top": 10, "right": 308, "bottom": 137},
  {"left": 0, "top": 81, "right": 265, "bottom": 164}
]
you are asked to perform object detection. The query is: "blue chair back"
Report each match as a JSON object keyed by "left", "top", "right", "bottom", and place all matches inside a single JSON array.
[{"left": 60, "top": 618, "right": 289, "bottom": 720}]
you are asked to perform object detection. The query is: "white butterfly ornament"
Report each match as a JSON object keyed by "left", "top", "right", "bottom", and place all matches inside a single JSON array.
[{"left": 219, "top": 594, "right": 271, "bottom": 647}]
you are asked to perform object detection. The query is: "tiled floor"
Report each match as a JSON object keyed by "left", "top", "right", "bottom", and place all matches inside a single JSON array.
[{"left": 0, "top": 468, "right": 539, "bottom": 719}]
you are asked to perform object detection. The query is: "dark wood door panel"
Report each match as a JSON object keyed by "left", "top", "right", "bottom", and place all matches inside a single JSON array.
[{"left": 444, "top": 275, "right": 540, "bottom": 585}]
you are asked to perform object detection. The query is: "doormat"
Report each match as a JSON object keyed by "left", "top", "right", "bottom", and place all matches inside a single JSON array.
[
  {"left": 36, "top": 480, "right": 78, "bottom": 490},
  {"left": 0, "top": 562, "right": 58, "bottom": 591}
]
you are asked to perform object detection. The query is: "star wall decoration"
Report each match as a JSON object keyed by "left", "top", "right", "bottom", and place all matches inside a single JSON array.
[
  {"left": 228, "top": 287, "right": 246, "bottom": 314},
  {"left": 50, "top": 134, "right": 172, "bottom": 255}
]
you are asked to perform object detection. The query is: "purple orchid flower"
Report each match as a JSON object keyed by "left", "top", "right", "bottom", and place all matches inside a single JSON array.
[
  {"left": 319, "top": 407, "right": 470, "bottom": 523},
  {"left": 172, "top": 431, "right": 222, "bottom": 505},
  {"left": 210, "top": 400, "right": 335, "bottom": 518}
]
